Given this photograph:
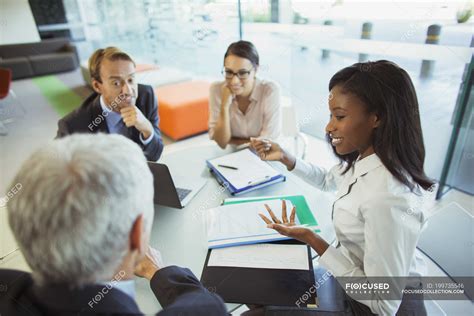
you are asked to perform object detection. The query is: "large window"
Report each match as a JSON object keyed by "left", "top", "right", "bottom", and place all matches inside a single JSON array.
[
  {"left": 240, "top": 0, "right": 473, "bottom": 182},
  {"left": 64, "top": 0, "right": 472, "bottom": 184},
  {"left": 75, "top": 0, "right": 240, "bottom": 78}
]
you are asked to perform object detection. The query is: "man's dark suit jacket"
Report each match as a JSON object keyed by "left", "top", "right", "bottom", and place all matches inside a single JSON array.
[
  {"left": 57, "top": 84, "right": 164, "bottom": 161},
  {"left": 0, "top": 266, "right": 227, "bottom": 316}
]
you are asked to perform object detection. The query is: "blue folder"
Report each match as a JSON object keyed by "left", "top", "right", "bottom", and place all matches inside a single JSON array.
[{"left": 207, "top": 161, "right": 285, "bottom": 195}]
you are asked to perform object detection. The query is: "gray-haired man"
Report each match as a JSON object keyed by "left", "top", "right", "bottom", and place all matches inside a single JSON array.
[{"left": 0, "top": 134, "right": 226, "bottom": 315}]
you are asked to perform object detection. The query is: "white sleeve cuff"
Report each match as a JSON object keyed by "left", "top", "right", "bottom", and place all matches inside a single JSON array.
[
  {"left": 318, "top": 245, "right": 353, "bottom": 277},
  {"left": 140, "top": 130, "right": 154, "bottom": 145},
  {"left": 292, "top": 158, "right": 312, "bottom": 178}
]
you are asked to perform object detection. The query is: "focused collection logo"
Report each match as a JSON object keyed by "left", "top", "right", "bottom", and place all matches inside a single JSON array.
[{"left": 345, "top": 282, "right": 390, "bottom": 294}]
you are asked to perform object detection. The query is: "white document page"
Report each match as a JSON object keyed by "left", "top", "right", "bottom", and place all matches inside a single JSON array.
[
  {"left": 206, "top": 200, "right": 298, "bottom": 248},
  {"left": 208, "top": 149, "right": 281, "bottom": 190},
  {"left": 208, "top": 243, "right": 309, "bottom": 270}
]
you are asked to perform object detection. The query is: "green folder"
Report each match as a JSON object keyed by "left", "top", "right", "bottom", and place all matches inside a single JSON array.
[{"left": 222, "top": 195, "right": 320, "bottom": 232}]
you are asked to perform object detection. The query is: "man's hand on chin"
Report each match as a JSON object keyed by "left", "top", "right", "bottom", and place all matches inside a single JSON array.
[{"left": 120, "top": 105, "right": 153, "bottom": 139}]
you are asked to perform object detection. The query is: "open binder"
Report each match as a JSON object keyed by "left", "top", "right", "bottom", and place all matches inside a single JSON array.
[
  {"left": 206, "top": 149, "right": 285, "bottom": 195},
  {"left": 200, "top": 195, "right": 320, "bottom": 305},
  {"left": 201, "top": 240, "right": 317, "bottom": 306}
]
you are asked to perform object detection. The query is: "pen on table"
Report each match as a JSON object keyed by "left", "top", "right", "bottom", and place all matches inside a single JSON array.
[{"left": 218, "top": 164, "right": 238, "bottom": 170}]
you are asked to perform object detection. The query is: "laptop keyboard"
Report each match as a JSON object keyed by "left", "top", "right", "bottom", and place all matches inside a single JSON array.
[{"left": 176, "top": 187, "right": 192, "bottom": 202}]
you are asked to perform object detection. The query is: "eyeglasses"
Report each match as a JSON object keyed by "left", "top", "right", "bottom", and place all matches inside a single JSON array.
[{"left": 222, "top": 68, "right": 253, "bottom": 80}]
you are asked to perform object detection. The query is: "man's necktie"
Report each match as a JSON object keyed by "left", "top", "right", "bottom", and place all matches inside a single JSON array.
[{"left": 114, "top": 119, "right": 130, "bottom": 138}]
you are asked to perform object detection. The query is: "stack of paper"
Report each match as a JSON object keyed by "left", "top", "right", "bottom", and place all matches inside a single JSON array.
[
  {"left": 208, "top": 243, "right": 310, "bottom": 270},
  {"left": 206, "top": 199, "right": 301, "bottom": 249}
]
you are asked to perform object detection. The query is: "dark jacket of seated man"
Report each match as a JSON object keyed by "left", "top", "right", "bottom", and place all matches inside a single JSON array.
[
  {"left": 0, "top": 267, "right": 227, "bottom": 316},
  {"left": 56, "top": 84, "right": 164, "bottom": 161},
  {"left": 1, "top": 133, "right": 224, "bottom": 316}
]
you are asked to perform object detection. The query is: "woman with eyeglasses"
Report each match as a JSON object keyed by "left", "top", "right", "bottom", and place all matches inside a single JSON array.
[
  {"left": 251, "top": 61, "right": 435, "bottom": 315},
  {"left": 208, "top": 40, "right": 281, "bottom": 149}
]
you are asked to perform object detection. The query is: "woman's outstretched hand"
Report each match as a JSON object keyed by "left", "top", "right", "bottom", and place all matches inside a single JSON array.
[
  {"left": 259, "top": 200, "right": 330, "bottom": 256},
  {"left": 250, "top": 138, "right": 282, "bottom": 161},
  {"left": 258, "top": 200, "right": 314, "bottom": 244},
  {"left": 250, "top": 138, "right": 296, "bottom": 170}
]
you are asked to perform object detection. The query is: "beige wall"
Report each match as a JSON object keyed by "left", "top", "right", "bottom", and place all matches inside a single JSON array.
[{"left": 0, "top": 0, "right": 40, "bottom": 45}]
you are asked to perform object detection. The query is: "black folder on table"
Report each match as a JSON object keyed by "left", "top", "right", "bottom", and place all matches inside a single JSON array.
[{"left": 200, "top": 240, "right": 317, "bottom": 306}]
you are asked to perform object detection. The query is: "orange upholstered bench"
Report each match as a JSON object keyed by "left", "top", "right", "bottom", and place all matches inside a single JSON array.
[{"left": 155, "top": 80, "right": 211, "bottom": 140}]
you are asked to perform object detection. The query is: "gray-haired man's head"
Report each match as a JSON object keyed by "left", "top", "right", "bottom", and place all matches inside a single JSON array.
[{"left": 7, "top": 134, "right": 154, "bottom": 287}]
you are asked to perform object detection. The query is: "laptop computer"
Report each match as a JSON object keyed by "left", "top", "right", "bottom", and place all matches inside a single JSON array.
[{"left": 147, "top": 161, "right": 206, "bottom": 209}]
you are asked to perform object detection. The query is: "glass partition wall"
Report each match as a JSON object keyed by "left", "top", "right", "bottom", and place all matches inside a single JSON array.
[{"left": 62, "top": 0, "right": 472, "bottom": 194}]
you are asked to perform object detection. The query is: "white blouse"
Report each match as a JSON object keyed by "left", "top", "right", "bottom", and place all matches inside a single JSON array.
[
  {"left": 208, "top": 79, "right": 281, "bottom": 140},
  {"left": 292, "top": 153, "right": 435, "bottom": 315}
]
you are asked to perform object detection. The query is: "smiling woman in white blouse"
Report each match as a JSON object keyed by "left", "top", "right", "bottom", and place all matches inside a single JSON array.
[
  {"left": 208, "top": 41, "right": 281, "bottom": 149},
  {"left": 251, "top": 60, "right": 435, "bottom": 316}
]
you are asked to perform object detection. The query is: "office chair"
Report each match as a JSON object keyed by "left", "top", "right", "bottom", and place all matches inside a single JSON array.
[{"left": 280, "top": 96, "right": 308, "bottom": 160}]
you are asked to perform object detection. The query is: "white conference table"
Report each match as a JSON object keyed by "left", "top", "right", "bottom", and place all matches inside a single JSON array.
[{"left": 135, "top": 142, "right": 337, "bottom": 314}]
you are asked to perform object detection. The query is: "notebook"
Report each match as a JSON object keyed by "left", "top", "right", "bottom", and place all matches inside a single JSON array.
[
  {"left": 206, "top": 149, "right": 285, "bottom": 195},
  {"left": 206, "top": 198, "right": 319, "bottom": 249}
]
